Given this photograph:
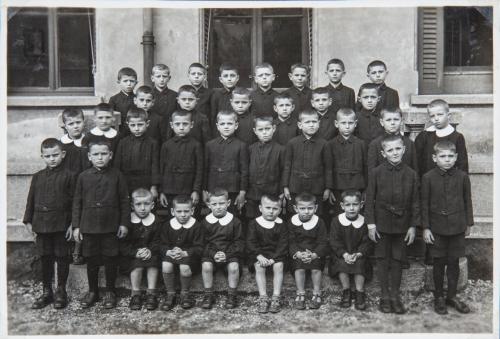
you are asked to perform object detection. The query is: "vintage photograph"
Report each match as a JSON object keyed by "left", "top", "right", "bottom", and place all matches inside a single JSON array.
[{"left": 2, "top": 0, "right": 496, "bottom": 337}]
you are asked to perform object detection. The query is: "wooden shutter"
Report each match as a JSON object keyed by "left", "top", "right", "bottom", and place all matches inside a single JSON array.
[{"left": 418, "top": 7, "right": 444, "bottom": 94}]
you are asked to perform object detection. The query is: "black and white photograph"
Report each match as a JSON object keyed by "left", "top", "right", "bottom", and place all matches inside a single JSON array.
[{"left": 1, "top": 0, "right": 498, "bottom": 337}]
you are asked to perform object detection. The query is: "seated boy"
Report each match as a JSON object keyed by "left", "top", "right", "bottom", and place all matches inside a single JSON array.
[
  {"left": 246, "top": 195, "right": 287, "bottom": 313},
  {"left": 134, "top": 85, "right": 163, "bottom": 144},
  {"left": 311, "top": 87, "right": 337, "bottom": 141},
  {"left": 422, "top": 141, "right": 473, "bottom": 315},
  {"left": 82, "top": 103, "right": 120, "bottom": 156},
  {"left": 73, "top": 140, "right": 129, "bottom": 309},
  {"left": 283, "top": 63, "right": 312, "bottom": 118},
  {"left": 366, "top": 60, "right": 399, "bottom": 110},
  {"left": 323, "top": 58, "right": 356, "bottom": 113},
  {"left": 354, "top": 83, "right": 384, "bottom": 146},
  {"left": 201, "top": 188, "right": 245, "bottom": 309},
  {"left": 108, "top": 67, "right": 138, "bottom": 135},
  {"left": 150, "top": 64, "right": 178, "bottom": 120},
  {"left": 365, "top": 134, "right": 420, "bottom": 314},
  {"left": 250, "top": 62, "right": 279, "bottom": 118},
  {"left": 210, "top": 63, "right": 239, "bottom": 131},
  {"left": 187, "top": 62, "right": 212, "bottom": 119},
  {"left": 232, "top": 87, "right": 256, "bottom": 145},
  {"left": 24, "top": 138, "right": 77, "bottom": 309},
  {"left": 272, "top": 93, "right": 299, "bottom": 146}
]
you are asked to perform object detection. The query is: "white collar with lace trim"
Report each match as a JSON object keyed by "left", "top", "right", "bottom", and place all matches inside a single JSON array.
[
  {"left": 426, "top": 124, "right": 455, "bottom": 137},
  {"left": 256, "top": 216, "right": 283, "bottom": 229},
  {"left": 90, "top": 127, "right": 118, "bottom": 138},
  {"left": 291, "top": 214, "right": 319, "bottom": 230},
  {"left": 60, "top": 134, "right": 84, "bottom": 147},
  {"left": 131, "top": 213, "right": 155, "bottom": 226},
  {"left": 205, "top": 212, "right": 234, "bottom": 226},
  {"left": 170, "top": 217, "right": 196, "bottom": 230},
  {"left": 338, "top": 213, "right": 365, "bottom": 229}
]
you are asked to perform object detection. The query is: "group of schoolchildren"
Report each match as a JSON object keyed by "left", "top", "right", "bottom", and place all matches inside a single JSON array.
[{"left": 23, "top": 58, "right": 473, "bottom": 317}]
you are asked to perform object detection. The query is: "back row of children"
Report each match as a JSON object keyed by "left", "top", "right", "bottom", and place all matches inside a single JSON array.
[{"left": 24, "top": 57, "right": 473, "bottom": 317}]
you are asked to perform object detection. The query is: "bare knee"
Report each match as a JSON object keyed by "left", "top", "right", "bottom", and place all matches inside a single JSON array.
[
  {"left": 162, "top": 262, "right": 174, "bottom": 274},
  {"left": 254, "top": 263, "right": 266, "bottom": 273},
  {"left": 202, "top": 262, "right": 213, "bottom": 274},
  {"left": 273, "top": 262, "right": 284, "bottom": 273},
  {"left": 227, "top": 262, "right": 239, "bottom": 275},
  {"left": 179, "top": 264, "right": 192, "bottom": 277}
]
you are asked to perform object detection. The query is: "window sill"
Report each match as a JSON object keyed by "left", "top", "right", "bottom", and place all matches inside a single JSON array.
[
  {"left": 410, "top": 94, "right": 493, "bottom": 106},
  {"left": 7, "top": 95, "right": 101, "bottom": 107}
]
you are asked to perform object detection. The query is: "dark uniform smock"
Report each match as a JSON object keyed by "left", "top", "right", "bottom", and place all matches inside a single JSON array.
[
  {"left": 282, "top": 86, "right": 312, "bottom": 119},
  {"left": 377, "top": 83, "right": 399, "bottom": 110},
  {"left": 164, "top": 109, "right": 211, "bottom": 145},
  {"left": 367, "top": 133, "right": 418, "bottom": 174},
  {"left": 60, "top": 134, "right": 89, "bottom": 174},
  {"left": 323, "top": 82, "right": 356, "bottom": 113},
  {"left": 210, "top": 87, "right": 234, "bottom": 131},
  {"left": 316, "top": 108, "right": 338, "bottom": 141},
  {"left": 108, "top": 91, "right": 135, "bottom": 135},
  {"left": 151, "top": 87, "right": 177, "bottom": 120},
  {"left": 159, "top": 217, "right": 204, "bottom": 268},
  {"left": 246, "top": 217, "right": 288, "bottom": 268},
  {"left": 234, "top": 111, "right": 257, "bottom": 145},
  {"left": 273, "top": 116, "right": 299, "bottom": 146},
  {"left": 120, "top": 213, "right": 161, "bottom": 269},
  {"left": 194, "top": 86, "right": 212, "bottom": 119},
  {"left": 354, "top": 107, "right": 385, "bottom": 146},
  {"left": 288, "top": 214, "right": 329, "bottom": 270},
  {"left": 145, "top": 111, "right": 166, "bottom": 145},
  {"left": 250, "top": 87, "right": 279, "bottom": 118},
  {"left": 201, "top": 213, "right": 245, "bottom": 264}
]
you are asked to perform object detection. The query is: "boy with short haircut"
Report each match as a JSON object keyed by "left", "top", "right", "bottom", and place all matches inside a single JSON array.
[
  {"left": 82, "top": 103, "right": 120, "bottom": 155},
  {"left": 288, "top": 193, "right": 329, "bottom": 310},
  {"left": 159, "top": 195, "right": 204, "bottom": 310},
  {"left": 246, "top": 116, "right": 285, "bottom": 219},
  {"left": 159, "top": 110, "right": 203, "bottom": 212},
  {"left": 150, "top": 64, "right": 178, "bottom": 120},
  {"left": 422, "top": 141, "right": 473, "bottom": 315},
  {"left": 365, "top": 134, "right": 420, "bottom": 314},
  {"left": 366, "top": 60, "right": 399, "bottom": 110},
  {"left": 323, "top": 58, "right": 356, "bottom": 113},
  {"left": 108, "top": 67, "right": 138, "bottom": 134},
  {"left": 232, "top": 87, "right": 257, "bottom": 145},
  {"left": 24, "top": 138, "right": 77, "bottom": 309},
  {"left": 210, "top": 63, "right": 239, "bottom": 130},
  {"left": 201, "top": 189, "right": 245, "bottom": 309},
  {"left": 250, "top": 62, "right": 279, "bottom": 118},
  {"left": 134, "top": 85, "right": 164, "bottom": 144},
  {"left": 367, "top": 108, "right": 418, "bottom": 173},
  {"left": 354, "top": 83, "right": 385, "bottom": 145},
  {"left": 72, "top": 140, "right": 130, "bottom": 309},
  {"left": 415, "top": 99, "right": 469, "bottom": 178},
  {"left": 311, "top": 87, "right": 337, "bottom": 141},
  {"left": 187, "top": 62, "right": 212, "bottom": 119},
  {"left": 283, "top": 63, "right": 312, "bottom": 118},
  {"left": 272, "top": 93, "right": 299, "bottom": 146},
  {"left": 204, "top": 110, "right": 249, "bottom": 214},
  {"left": 114, "top": 108, "right": 160, "bottom": 199},
  {"left": 246, "top": 195, "right": 287, "bottom": 313}
]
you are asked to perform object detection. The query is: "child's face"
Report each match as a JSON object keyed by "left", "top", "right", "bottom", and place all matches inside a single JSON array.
[
  {"left": 311, "top": 93, "right": 332, "bottom": 113},
  {"left": 294, "top": 200, "right": 317, "bottom": 222},
  {"left": 358, "top": 88, "right": 380, "bottom": 111},
  {"left": 94, "top": 111, "right": 114, "bottom": 131},
  {"left": 216, "top": 115, "right": 238, "bottom": 138},
  {"left": 428, "top": 105, "right": 450, "bottom": 130},
  {"left": 188, "top": 67, "right": 206, "bottom": 87},
  {"left": 340, "top": 195, "right": 362, "bottom": 220},
  {"left": 64, "top": 116, "right": 84, "bottom": 139},
  {"left": 207, "top": 195, "right": 231, "bottom": 218},
  {"left": 134, "top": 92, "right": 155, "bottom": 111},
  {"left": 273, "top": 99, "right": 295, "bottom": 120},
  {"left": 170, "top": 115, "right": 193, "bottom": 137},
  {"left": 335, "top": 114, "right": 357, "bottom": 138},
  {"left": 253, "top": 120, "right": 276, "bottom": 143},
  {"left": 132, "top": 195, "right": 154, "bottom": 219},
  {"left": 258, "top": 197, "right": 282, "bottom": 222},
  {"left": 325, "top": 63, "right": 345, "bottom": 84},
  {"left": 88, "top": 144, "right": 112, "bottom": 169},
  {"left": 297, "top": 114, "right": 320, "bottom": 137},
  {"left": 118, "top": 75, "right": 137, "bottom": 94},
  {"left": 177, "top": 91, "right": 198, "bottom": 111},
  {"left": 381, "top": 139, "right": 405, "bottom": 166},
  {"left": 127, "top": 117, "right": 149, "bottom": 137},
  {"left": 367, "top": 65, "right": 388, "bottom": 85},
  {"left": 151, "top": 70, "right": 171, "bottom": 90},
  {"left": 288, "top": 67, "right": 308, "bottom": 89},
  {"left": 171, "top": 202, "right": 194, "bottom": 225},
  {"left": 219, "top": 70, "right": 239, "bottom": 89},
  {"left": 433, "top": 149, "right": 458, "bottom": 171},
  {"left": 41, "top": 146, "right": 65, "bottom": 168},
  {"left": 380, "top": 112, "right": 402, "bottom": 134},
  {"left": 230, "top": 94, "right": 251, "bottom": 115},
  {"left": 254, "top": 67, "right": 275, "bottom": 90}
]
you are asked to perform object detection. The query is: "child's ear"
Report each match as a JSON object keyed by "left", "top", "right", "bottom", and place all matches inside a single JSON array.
[
  {"left": 253, "top": 127, "right": 257, "bottom": 135},
  {"left": 226, "top": 199, "right": 231, "bottom": 207},
  {"left": 380, "top": 150, "right": 387, "bottom": 159},
  {"left": 339, "top": 201, "right": 345, "bottom": 211},
  {"left": 61, "top": 150, "right": 66, "bottom": 159},
  {"left": 234, "top": 122, "right": 239, "bottom": 130},
  {"left": 189, "top": 121, "right": 194, "bottom": 128},
  {"left": 169, "top": 121, "right": 174, "bottom": 129},
  {"left": 379, "top": 118, "right": 384, "bottom": 127},
  {"left": 328, "top": 98, "right": 333, "bottom": 105},
  {"left": 109, "top": 151, "right": 113, "bottom": 160},
  {"left": 258, "top": 204, "right": 263, "bottom": 214},
  {"left": 293, "top": 205, "right": 298, "bottom": 213},
  {"left": 288, "top": 73, "right": 293, "bottom": 81},
  {"left": 273, "top": 105, "right": 278, "bottom": 113},
  {"left": 145, "top": 120, "right": 150, "bottom": 128},
  {"left": 432, "top": 154, "right": 437, "bottom": 164},
  {"left": 334, "top": 120, "right": 339, "bottom": 128},
  {"left": 170, "top": 208, "right": 175, "bottom": 216}
]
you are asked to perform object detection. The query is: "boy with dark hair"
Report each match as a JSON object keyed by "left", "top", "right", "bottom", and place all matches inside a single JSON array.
[
  {"left": 134, "top": 85, "right": 163, "bottom": 144},
  {"left": 366, "top": 60, "right": 399, "bottom": 110},
  {"left": 187, "top": 62, "right": 212, "bottom": 119},
  {"left": 311, "top": 87, "right": 337, "bottom": 141},
  {"left": 108, "top": 67, "right": 138, "bottom": 134},
  {"left": 150, "top": 64, "right": 178, "bottom": 120},
  {"left": 323, "top": 58, "right": 356, "bottom": 113},
  {"left": 283, "top": 63, "right": 312, "bottom": 118},
  {"left": 210, "top": 63, "right": 239, "bottom": 130},
  {"left": 354, "top": 83, "right": 384, "bottom": 145},
  {"left": 82, "top": 103, "right": 120, "bottom": 155},
  {"left": 250, "top": 62, "right": 279, "bottom": 118},
  {"left": 232, "top": 87, "right": 256, "bottom": 145},
  {"left": 273, "top": 93, "right": 299, "bottom": 146}
]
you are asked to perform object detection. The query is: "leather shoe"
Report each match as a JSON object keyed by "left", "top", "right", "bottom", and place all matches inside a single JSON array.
[
  {"left": 103, "top": 291, "right": 117, "bottom": 309},
  {"left": 379, "top": 298, "right": 392, "bottom": 313},
  {"left": 225, "top": 293, "right": 237, "bottom": 309},
  {"left": 53, "top": 288, "right": 68, "bottom": 309},
  {"left": 145, "top": 294, "right": 158, "bottom": 311},
  {"left": 434, "top": 296, "right": 448, "bottom": 315},
  {"left": 201, "top": 293, "right": 214, "bottom": 309},
  {"left": 129, "top": 294, "right": 142, "bottom": 310},
  {"left": 446, "top": 297, "right": 470, "bottom": 313},
  {"left": 354, "top": 291, "right": 366, "bottom": 310},
  {"left": 32, "top": 288, "right": 53, "bottom": 309},
  {"left": 180, "top": 293, "right": 195, "bottom": 309},
  {"left": 391, "top": 297, "right": 406, "bottom": 314},
  {"left": 81, "top": 291, "right": 99, "bottom": 308},
  {"left": 160, "top": 293, "right": 176, "bottom": 311},
  {"left": 340, "top": 289, "right": 351, "bottom": 308}
]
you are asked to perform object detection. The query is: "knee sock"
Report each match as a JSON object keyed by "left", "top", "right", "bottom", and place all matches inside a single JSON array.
[
  {"left": 41, "top": 255, "right": 55, "bottom": 290},
  {"left": 55, "top": 256, "right": 71, "bottom": 289},
  {"left": 102, "top": 256, "right": 118, "bottom": 292},
  {"left": 86, "top": 256, "right": 100, "bottom": 293},
  {"left": 162, "top": 272, "right": 175, "bottom": 294},
  {"left": 389, "top": 258, "right": 402, "bottom": 299},
  {"left": 433, "top": 257, "right": 446, "bottom": 298},
  {"left": 377, "top": 258, "right": 390, "bottom": 299},
  {"left": 446, "top": 257, "right": 460, "bottom": 299},
  {"left": 180, "top": 275, "right": 192, "bottom": 293}
]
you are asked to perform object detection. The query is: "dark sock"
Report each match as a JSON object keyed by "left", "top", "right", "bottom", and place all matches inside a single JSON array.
[
  {"left": 41, "top": 255, "right": 55, "bottom": 290},
  {"left": 377, "top": 258, "right": 390, "bottom": 299},
  {"left": 147, "top": 288, "right": 157, "bottom": 295},
  {"left": 162, "top": 272, "right": 175, "bottom": 294},
  {"left": 103, "top": 256, "right": 118, "bottom": 292},
  {"left": 446, "top": 257, "right": 460, "bottom": 300},
  {"left": 433, "top": 257, "right": 446, "bottom": 298},
  {"left": 73, "top": 242, "right": 82, "bottom": 255},
  {"left": 131, "top": 290, "right": 142, "bottom": 296},
  {"left": 389, "top": 258, "right": 402, "bottom": 299},
  {"left": 180, "top": 275, "right": 192, "bottom": 293},
  {"left": 205, "top": 287, "right": 214, "bottom": 294},
  {"left": 55, "top": 256, "right": 71, "bottom": 289},
  {"left": 86, "top": 256, "right": 100, "bottom": 293},
  {"left": 228, "top": 287, "right": 237, "bottom": 296}
]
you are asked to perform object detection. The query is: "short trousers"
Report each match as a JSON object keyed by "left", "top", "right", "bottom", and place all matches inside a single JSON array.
[
  {"left": 82, "top": 232, "right": 119, "bottom": 257},
  {"left": 35, "top": 232, "right": 71, "bottom": 257}
]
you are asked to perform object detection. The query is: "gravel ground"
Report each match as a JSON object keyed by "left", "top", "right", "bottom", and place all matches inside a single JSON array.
[{"left": 7, "top": 279, "right": 493, "bottom": 335}]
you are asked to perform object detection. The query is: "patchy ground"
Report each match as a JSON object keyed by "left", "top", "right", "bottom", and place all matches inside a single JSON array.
[{"left": 7, "top": 279, "right": 493, "bottom": 335}]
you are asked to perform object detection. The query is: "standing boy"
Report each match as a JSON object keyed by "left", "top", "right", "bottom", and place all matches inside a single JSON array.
[
  {"left": 366, "top": 60, "right": 399, "bottom": 110},
  {"left": 231, "top": 87, "right": 256, "bottom": 145},
  {"left": 250, "top": 62, "right": 279, "bottom": 118},
  {"left": 210, "top": 63, "right": 239, "bottom": 131},
  {"left": 354, "top": 83, "right": 384, "bottom": 146},
  {"left": 108, "top": 67, "right": 138, "bottom": 135},
  {"left": 187, "top": 62, "right": 212, "bottom": 119},
  {"left": 59, "top": 108, "right": 88, "bottom": 179},
  {"left": 134, "top": 85, "right": 163, "bottom": 144},
  {"left": 311, "top": 87, "right": 337, "bottom": 141},
  {"left": 150, "top": 64, "right": 178, "bottom": 120},
  {"left": 323, "top": 58, "right": 356, "bottom": 113},
  {"left": 283, "top": 63, "right": 312, "bottom": 119},
  {"left": 273, "top": 93, "right": 299, "bottom": 146},
  {"left": 82, "top": 103, "right": 120, "bottom": 155}
]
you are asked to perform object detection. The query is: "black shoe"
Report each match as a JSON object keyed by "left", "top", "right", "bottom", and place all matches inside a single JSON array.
[
  {"left": 309, "top": 294, "right": 322, "bottom": 309},
  {"left": 294, "top": 293, "right": 306, "bottom": 310},
  {"left": 434, "top": 296, "right": 448, "bottom": 315},
  {"left": 180, "top": 293, "right": 195, "bottom": 309},
  {"left": 103, "top": 291, "right": 117, "bottom": 309},
  {"left": 81, "top": 291, "right": 99, "bottom": 308},
  {"left": 340, "top": 289, "right": 351, "bottom": 308},
  {"left": 145, "top": 294, "right": 158, "bottom": 311},
  {"left": 201, "top": 293, "right": 215, "bottom": 309},
  {"left": 53, "top": 288, "right": 68, "bottom": 309},
  {"left": 31, "top": 288, "right": 53, "bottom": 309},
  {"left": 446, "top": 297, "right": 470, "bottom": 314},
  {"left": 225, "top": 293, "right": 237, "bottom": 309},
  {"left": 391, "top": 297, "right": 406, "bottom": 314},
  {"left": 129, "top": 294, "right": 143, "bottom": 310},
  {"left": 160, "top": 293, "right": 176, "bottom": 311},
  {"left": 269, "top": 296, "right": 281, "bottom": 313},
  {"left": 72, "top": 254, "right": 85, "bottom": 265},
  {"left": 379, "top": 298, "right": 392, "bottom": 313},
  {"left": 257, "top": 297, "right": 269, "bottom": 313},
  {"left": 354, "top": 291, "right": 366, "bottom": 310}
]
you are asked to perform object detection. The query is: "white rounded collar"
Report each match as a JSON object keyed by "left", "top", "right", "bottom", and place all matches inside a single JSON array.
[
  {"left": 90, "top": 127, "right": 117, "bottom": 138},
  {"left": 205, "top": 212, "right": 234, "bottom": 226},
  {"left": 426, "top": 124, "right": 455, "bottom": 137},
  {"left": 256, "top": 216, "right": 283, "bottom": 229},
  {"left": 61, "top": 134, "right": 84, "bottom": 147},
  {"left": 291, "top": 214, "right": 318, "bottom": 230},
  {"left": 170, "top": 217, "right": 196, "bottom": 230},
  {"left": 338, "top": 213, "right": 365, "bottom": 229},
  {"left": 131, "top": 212, "right": 155, "bottom": 226}
]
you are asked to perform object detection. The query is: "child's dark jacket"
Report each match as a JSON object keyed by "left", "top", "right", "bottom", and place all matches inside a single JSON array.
[
  {"left": 158, "top": 217, "right": 204, "bottom": 259},
  {"left": 377, "top": 83, "right": 399, "bottom": 110},
  {"left": 326, "top": 134, "right": 367, "bottom": 190},
  {"left": 248, "top": 140, "right": 285, "bottom": 200},
  {"left": 329, "top": 213, "right": 372, "bottom": 258},
  {"left": 164, "top": 110, "right": 211, "bottom": 145},
  {"left": 316, "top": 108, "right": 337, "bottom": 141},
  {"left": 151, "top": 87, "right": 177, "bottom": 119},
  {"left": 246, "top": 217, "right": 288, "bottom": 262},
  {"left": 109, "top": 91, "right": 135, "bottom": 131},
  {"left": 210, "top": 87, "right": 233, "bottom": 129},
  {"left": 60, "top": 134, "right": 89, "bottom": 174},
  {"left": 234, "top": 111, "right": 257, "bottom": 145},
  {"left": 202, "top": 213, "right": 245, "bottom": 260},
  {"left": 288, "top": 214, "right": 329, "bottom": 257},
  {"left": 120, "top": 213, "right": 161, "bottom": 257},
  {"left": 250, "top": 87, "right": 279, "bottom": 118},
  {"left": 273, "top": 117, "right": 299, "bottom": 146},
  {"left": 367, "top": 133, "right": 418, "bottom": 173},
  {"left": 324, "top": 83, "right": 356, "bottom": 113},
  {"left": 195, "top": 86, "right": 212, "bottom": 119},
  {"left": 283, "top": 86, "right": 312, "bottom": 119},
  {"left": 354, "top": 107, "right": 385, "bottom": 145}
]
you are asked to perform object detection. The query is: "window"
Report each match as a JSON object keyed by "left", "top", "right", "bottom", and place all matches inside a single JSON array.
[
  {"left": 8, "top": 7, "right": 95, "bottom": 95},
  {"left": 204, "top": 8, "right": 311, "bottom": 88}
]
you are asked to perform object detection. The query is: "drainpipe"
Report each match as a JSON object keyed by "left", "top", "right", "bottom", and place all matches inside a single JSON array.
[{"left": 142, "top": 8, "right": 155, "bottom": 86}]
